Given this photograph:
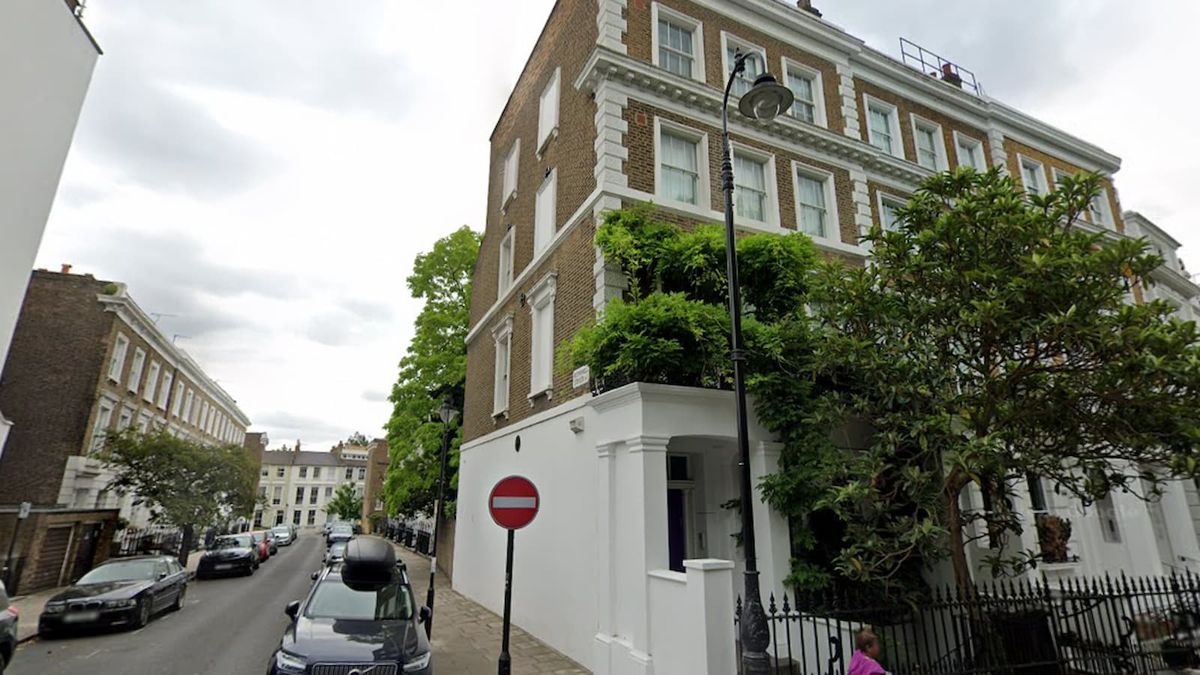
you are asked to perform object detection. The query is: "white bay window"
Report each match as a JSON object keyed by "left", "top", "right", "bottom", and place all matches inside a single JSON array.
[{"left": 528, "top": 273, "right": 557, "bottom": 399}]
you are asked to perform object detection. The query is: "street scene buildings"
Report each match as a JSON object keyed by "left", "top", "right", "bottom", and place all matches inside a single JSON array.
[{"left": 254, "top": 441, "right": 378, "bottom": 531}]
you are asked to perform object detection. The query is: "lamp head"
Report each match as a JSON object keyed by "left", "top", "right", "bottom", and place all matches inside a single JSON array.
[{"left": 737, "top": 73, "right": 794, "bottom": 121}]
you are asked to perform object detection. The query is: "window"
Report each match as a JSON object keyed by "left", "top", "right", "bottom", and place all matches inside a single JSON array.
[
  {"left": 1019, "top": 156, "right": 1047, "bottom": 196},
  {"left": 272, "top": 486, "right": 282, "bottom": 505},
  {"left": 794, "top": 165, "right": 836, "bottom": 239},
  {"left": 865, "top": 98, "right": 902, "bottom": 158},
  {"left": 537, "top": 68, "right": 560, "bottom": 152},
  {"left": 528, "top": 273, "right": 557, "bottom": 397},
  {"left": 277, "top": 467, "right": 285, "bottom": 478},
  {"left": 171, "top": 381, "right": 185, "bottom": 417},
  {"left": 182, "top": 389, "right": 195, "bottom": 422},
  {"left": 293, "top": 510, "right": 301, "bottom": 525},
  {"left": 310, "top": 489, "right": 318, "bottom": 505},
  {"left": 1096, "top": 493, "right": 1121, "bottom": 543},
  {"left": 313, "top": 467, "right": 321, "bottom": 479},
  {"left": 954, "top": 132, "right": 985, "bottom": 170},
  {"left": 1026, "top": 473, "right": 1048, "bottom": 511},
  {"left": 253, "top": 511, "right": 263, "bottom": 528},
  {"left": 138, "top": 411, "right": 152, "bottom": 433},
  {"left": 299, "top": 466, "right": 308, "bottom": 479},
  {"left": 117, "top": 408, "right": 134, "bottom": 431},
  {"left": 911, "top": 117, "right": 946, "bottom": 171},
  {"left": 656, "top": 120, "right": 708, "bottom": 207},
  {"left": 653, "top": 4, "right": 704, "bottom": 81},
  {"left": 1089, "top": 188, "right": 1112, "bottom": 227},
  {"left": 493, "top": 318, "right": 513, "bottom": 416},
  {"left": 782, "top": 59, "right": 823, "bottom": 126},
  {"left": 358, "top": 467, "right": 366, "bottom": 480},
  {"left": 497, "top": 228, "right": 515, "bottom": 298},
  {"left": 534, "top": 169, "right": 557, "bottom": 255},
  {"left": 127, "top": 348, "right": 146, "bottom": 394},
  {"left": 307, "top": 510, "right": 316, "bottom": 526},
  {"left": 325, "top": 486, "right": 333, "bottom": 499},
  {"left": 261, "top": 467, "right": 269, "bottom": 477},
  {"left": 275, "top": 512, "right": 285, "bottom": 526},
  {"left": 878, "top": 194, "right": 905, "bottom": 231},
  {"left": 108, "top": 334, "right": 130, "bottom": 382},
  {"left": 157, "top": 371, "right": 173, "bottom": 410},
  {"left": 733, "top": 150, "right": 769, "bottom": 223},
  {"left": 501, "top": 140, "right": 519, "bottom": 207},
  {"left": 296, "top": 487, "right": 304, "bottom": 504},
  {"left": 143, "top": 361, "right": 160, "bottom": 403},
  {"left": 199, "top": 401, "right": 210, "bottom": 432},
  {"left": 258, "top": 485, "right": 267, "bottom": 499},
  {"left": 721, "top": 33, "right": 765, "bottom": 98},
  {"left": 91, "top": 401, "right": 115, "bottom": 453},
  {"left": 345, "top": 467, "right": 353, "bottom": 480}
]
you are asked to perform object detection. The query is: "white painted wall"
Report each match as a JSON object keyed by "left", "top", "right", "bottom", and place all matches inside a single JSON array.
[{"left": 0, "top": 0, "right": 98, "bottom": 461}]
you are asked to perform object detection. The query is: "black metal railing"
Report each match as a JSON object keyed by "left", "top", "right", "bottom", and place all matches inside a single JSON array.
[
  {"left": 112, "top": 527, "right": 183, "bottom": 558},
  {"left": 391, "top": 523, "right": 432, "bottom": 555},
  {"left": 898, "top": 37, "right": 983, "bottom": 97},
  {"left": 737, "top": 572, "right": 1200, "bottom": 674}
]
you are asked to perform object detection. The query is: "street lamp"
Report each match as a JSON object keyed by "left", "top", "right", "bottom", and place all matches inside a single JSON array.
[
  {"left": 424, "top": 393, "right": 459, "bottom": 638},
  {"left": 721, "top": 52, "right": 793, "bottom": 675}
]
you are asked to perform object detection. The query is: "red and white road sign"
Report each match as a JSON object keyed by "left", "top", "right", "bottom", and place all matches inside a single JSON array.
[{"left": 489, "top": 475, "right": 539, "bottom": 530}]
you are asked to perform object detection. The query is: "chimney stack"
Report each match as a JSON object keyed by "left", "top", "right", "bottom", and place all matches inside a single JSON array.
[
  {"left": 796, "top": 0, "right": 822, "bottom": 17},
  {"left": 941, "top": 63, "right": 963, "bottom": 88},
  {"left": 60, "top": 264, "right": 73, "bottom": 274}
]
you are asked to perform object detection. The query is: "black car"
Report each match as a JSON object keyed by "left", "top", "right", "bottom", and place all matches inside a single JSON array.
[
  {"left": 269, "top": 538, "right": 432, "bottom": 674},
  {"left": 0, "top": 581, "right": 17, "bottom": 673},
  {"left": 38, "top": 555, "right": 187, "bottom": 637},
  {"left": 196, "top": 534, "right": 259, "bottom": 578}
]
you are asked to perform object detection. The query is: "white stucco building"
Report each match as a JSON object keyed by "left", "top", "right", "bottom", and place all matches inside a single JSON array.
[
  {"left": 255, "top": 444, "right": 368, "bottom": 531},
  {"left": 0, "top": 0, "right": 100, "bottom": 458}
]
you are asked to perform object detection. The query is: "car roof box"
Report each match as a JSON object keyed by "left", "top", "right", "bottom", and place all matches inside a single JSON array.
[{"left": 341, "top": 538, "right": 395, "bottom": 591}]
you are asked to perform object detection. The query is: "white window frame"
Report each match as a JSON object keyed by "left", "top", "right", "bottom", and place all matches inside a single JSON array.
[
  {"left": 780, "top": 57, "right": 826, "bottom": 128},
  {"left": 1089, "top": 185, "right": 1113, "bottom": 228},
  {"left": 117, "top": 407, "right": 134, "bottom": 431},
  {"left": 651, "top": 2, "right": 705, "bottom": 83},
  {"left": 952, "top": 131, "right": 985, "bottom": 171},
  {"left": 537, "top": 67, "right": 561, "bottom": 155},
  {"left": 108, "top": 334, "right": 129, "bottom": 383},
  {"left": 199, "top": 401, "right": 209, "bottom": 430},
  {"left": 720, "top": 32, "right": 767, "bottom": 101},
  {"left": 654, "top": 117, "right": 711, "bottom": 210},
  {"left": 497, "top": 227, "right": 515, "bottom": 298},
  {"left": 137, "top": 411, "right": 152, "bottom": 433},
  {"left": 792, "top": 162, "right": 840, "bottom": 242},
  {"left": 527, "top": 273, "right": 557, "bottom": 400},
  {"left": 730, "top": 142, "right": 778, "bottom": 228},
  {"left": 863, "top": 95, "right": 904, "bottom": 160},
  {"left": 182, "top": 389, "right": 195, "bottom": 423},
  {"left": 501, "top": 139, "right": 520, "bottom": 209},
  {"left": 158, "top": 371, "right": 173, "bottom": 410},
  {"left": 127, "top": 348, "right": 146, "bottom": 394},
  {"left": 534, "top": 168, "right": 558, "bottom": 256},
  {"left": 143, "top": 361, "right": 161, "bottom": 404},
  {"left": 910, "top": 115, "right": 948, "bottom": 171},
  {"left": 91, "top": 399, "right": 116, "bottom": 453},
  {"left": 1018, "top": 154, "right": 1048, "bottom": 196},
  {"left": 877, "top": 192, "right": 907, "bottom": 231},
  {"left": 492, "top": 316, "right": 514, "bottom": 417}
]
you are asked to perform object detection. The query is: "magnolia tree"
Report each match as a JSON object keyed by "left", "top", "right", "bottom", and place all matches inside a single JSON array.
[{"left": 757, "top": 169, "right": 1200, "bottom": 592}]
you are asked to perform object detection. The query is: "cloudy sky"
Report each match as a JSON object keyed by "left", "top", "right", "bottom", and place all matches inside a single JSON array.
[{"left": 38, "top": 0, "right": 1197, "bottom": 451}]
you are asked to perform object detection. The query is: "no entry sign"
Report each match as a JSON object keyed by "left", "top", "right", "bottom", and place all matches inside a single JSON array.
[{"left": 489, "top": 475, "right": 539, "bottom": 530}]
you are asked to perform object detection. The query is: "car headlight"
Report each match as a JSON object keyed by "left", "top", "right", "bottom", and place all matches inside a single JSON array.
[
  {"left": 404, "top": 650, "right": 432, "bottom": 672},
  {"left": 42, "top": 602, "right": 65, "bottom": 614},
  {"left": 104, "top": 598, "right": 137, "bottom": 608},
  {"left": 274, "top": 649, "right": 307, "bottom": 674}
]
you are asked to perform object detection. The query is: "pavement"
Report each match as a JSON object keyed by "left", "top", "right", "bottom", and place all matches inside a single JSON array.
[{"left": 397, "top": 545, "right": 589, "bottom": 674}]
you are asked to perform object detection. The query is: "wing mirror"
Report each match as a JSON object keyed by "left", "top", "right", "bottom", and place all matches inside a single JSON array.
[
  {"left": 158, "top": 571, "right": 168, "bottom": 580},
  {"left": 310, "top": 571, "right": 319, "bottom": 581},
  {"left": 419, "top": 606, "right": 432, "bottom": 624},
  {"left": 285, "top": 601, "right": 300, "bottom": 619}
]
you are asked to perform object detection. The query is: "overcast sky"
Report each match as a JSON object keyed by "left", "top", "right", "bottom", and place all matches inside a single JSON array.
[{"left": 37, "top": 1, "right": 1197, "bottom": 452}]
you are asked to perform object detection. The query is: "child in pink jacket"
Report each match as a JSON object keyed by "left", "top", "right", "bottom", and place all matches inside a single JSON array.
[{"left": 848, "top": 628, "right": 888, "bottom": 675}]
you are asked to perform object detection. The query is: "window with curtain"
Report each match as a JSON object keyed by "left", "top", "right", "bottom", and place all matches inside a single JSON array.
[
  {"left": 733, "top": 153, "right": 767, "bottom": 222},
  {"left": 658, "top": 19, "right": 694, "bottom": 79},
  {"left": 880, "top": 197, "right": 904, "bottom": 231},
  {"left": 660, "top": 130, "right": 700, "bottom": 204},
  {"left": 956, "top": 136, "right": 983, "bottom": 170},
  {"left": 1021, "top": 159, "right": 1045, "bottom": 195},
  {"left": 786, "top": 69, "right": 817, "bottom": 124},
  {"left": 868, "top": 105, "right": 895, "bottom": 155},
  {"left": 796, "top": 172, "right": 828, "bottom": 237},
  {"left": 726, "top": 46, "right": 762, "bottom": 97}
]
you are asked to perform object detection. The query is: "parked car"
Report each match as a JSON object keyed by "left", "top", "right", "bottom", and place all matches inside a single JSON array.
[
  {"left": 38, "top": 556, "right": 187, "bottom": 637},
  {"left": 264, "top": 532, "right": 278, "bottom": 555},
  {"left": 196, "top": 535, "right": 259, "bottom": 578},
  {"left": 269, "top": 538, "right": 432, "bottom": 674},
  {"left": 326, "top": 524, "right": 353, "bottom": 548},
  {"left": 249, "top": 532, "right": 271, "bottom": 562},
  {"left": 270, "top": 525, "right": 295, "bottom": 546},
  {"left": 0, "top": 581, "right": 17, "bottom": 673},
  {"left": 323, "top": 541, "right": 348, "bottom": 566}
]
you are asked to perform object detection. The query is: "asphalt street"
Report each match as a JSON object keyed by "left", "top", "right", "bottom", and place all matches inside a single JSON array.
[{"left": 11, "top": 533, "right": 325, "bottom": 675}]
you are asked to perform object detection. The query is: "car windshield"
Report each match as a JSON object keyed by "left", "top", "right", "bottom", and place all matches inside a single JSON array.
[
  {"left": 251, "top": 533, "right": 264, "bottom": 542},
  {"left": 331, "top": 526, "right": 352, "bottom": 535},
  {"left": 213, "top": 535, "right": 251, "bottom": 549},
  {"left": 305, "top": 577, "right": 414, "bottom": 621},
  {"left": 77, "top": 560, "right": 159, "bottom": 584},
  {"left": 271, "top": 527, "right": 289, "bottom": 535}
]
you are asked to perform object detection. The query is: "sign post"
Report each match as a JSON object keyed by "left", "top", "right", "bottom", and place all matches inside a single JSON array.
[
  {"left": 489, "top": 476, "right": 539, "bottom": 675},
  {"left": 3, "top": 502, "right": 31, "bottom": 591}
]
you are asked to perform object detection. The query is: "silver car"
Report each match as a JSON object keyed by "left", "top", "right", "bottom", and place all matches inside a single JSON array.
[{"left": 270, "top": 525, "right": 294, "bottom": 546}]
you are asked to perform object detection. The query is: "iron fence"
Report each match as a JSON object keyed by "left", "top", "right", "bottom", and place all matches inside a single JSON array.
[
  {"left": 737, "top": 572, "right": 1200, "bottom": 674},
  {"left": 111, "top": 527, "right": 183, "bottom": 558}
]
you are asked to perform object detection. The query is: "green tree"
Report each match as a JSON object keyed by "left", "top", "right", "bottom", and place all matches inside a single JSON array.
[
  {"left": 100, "top": 429, "right": 259, "bottom": 529},
  {"left": 383, "top": 226, "right": 480, "bottom": 518},
  {"left": 345, "top": 431, "right": 370, "bottom": 446},
  {"left": 757, "top": 168, "right": 1200, "bottom": 593},
  {"left": 325, "top": 483, "right": 364, "bottom": 522}
]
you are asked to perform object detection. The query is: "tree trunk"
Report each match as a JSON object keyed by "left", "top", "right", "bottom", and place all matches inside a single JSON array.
[
  {"left": 944, "top": 482, "right": 973, "bottom": 594},
  {"left": 178, "top": 523, "right": 194, "bottom": 567}
]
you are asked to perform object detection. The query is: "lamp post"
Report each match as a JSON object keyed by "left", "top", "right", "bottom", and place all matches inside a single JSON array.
[
  {"left": 721, "top": 52, "right": 793, "bottom": 675},
  {"left": 424, "top": 395, "right": 458, "bottom": 638}
]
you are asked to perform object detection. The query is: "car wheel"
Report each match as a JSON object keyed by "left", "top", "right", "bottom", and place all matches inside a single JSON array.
[
  {"left": 171, "top": 585, "right": 186, "bottom": 611},
  {"left": 133, "top": 596, "right": 152, "bottom": 628},
  {"left": 0, "top": 649, "right": 8, "bottom": 673}
]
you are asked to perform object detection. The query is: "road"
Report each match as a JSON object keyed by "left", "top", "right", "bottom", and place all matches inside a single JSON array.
[{"left": 11, "top": 533, "right": 324, "bottom": 675}]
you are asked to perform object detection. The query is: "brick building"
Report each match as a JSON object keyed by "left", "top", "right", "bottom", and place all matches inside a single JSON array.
[
  {"left": 361, "top": 438, "right": 390, "bottom": 533},
  {"left": 451, "top": 2, "right": 1200, "bottom": 673},
  {"left": 0, "top": 269, "right": 251, "bottom": 593},
  {"left": 255, "top": 442, "right": 368, "bottom": 531}
]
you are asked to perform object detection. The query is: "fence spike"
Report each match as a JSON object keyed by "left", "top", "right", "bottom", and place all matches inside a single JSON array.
[
  {"left": 781, "top": 592, "right": 791, "bottom": 614},
  {"left": 768, "top": 593, "right": 777, "bottom": 615}
]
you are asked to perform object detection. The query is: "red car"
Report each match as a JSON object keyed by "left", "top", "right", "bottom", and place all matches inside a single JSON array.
[{"left": 249, "top": 531, "right": 271, "bottom": 562}]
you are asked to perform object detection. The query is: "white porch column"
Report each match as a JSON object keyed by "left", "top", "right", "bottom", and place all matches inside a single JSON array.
[
  {"left": 1160, "top": 479, "right": 1200, "bottom": 573},
  {"left": 749, "top": 442, "right": 790, "bottom": 598},
  {"left": 684, "top": 559, "right": 737, "bottom": 674},
  {"left": 593, "top": 440, "right": 619, "bottom": 675}
]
